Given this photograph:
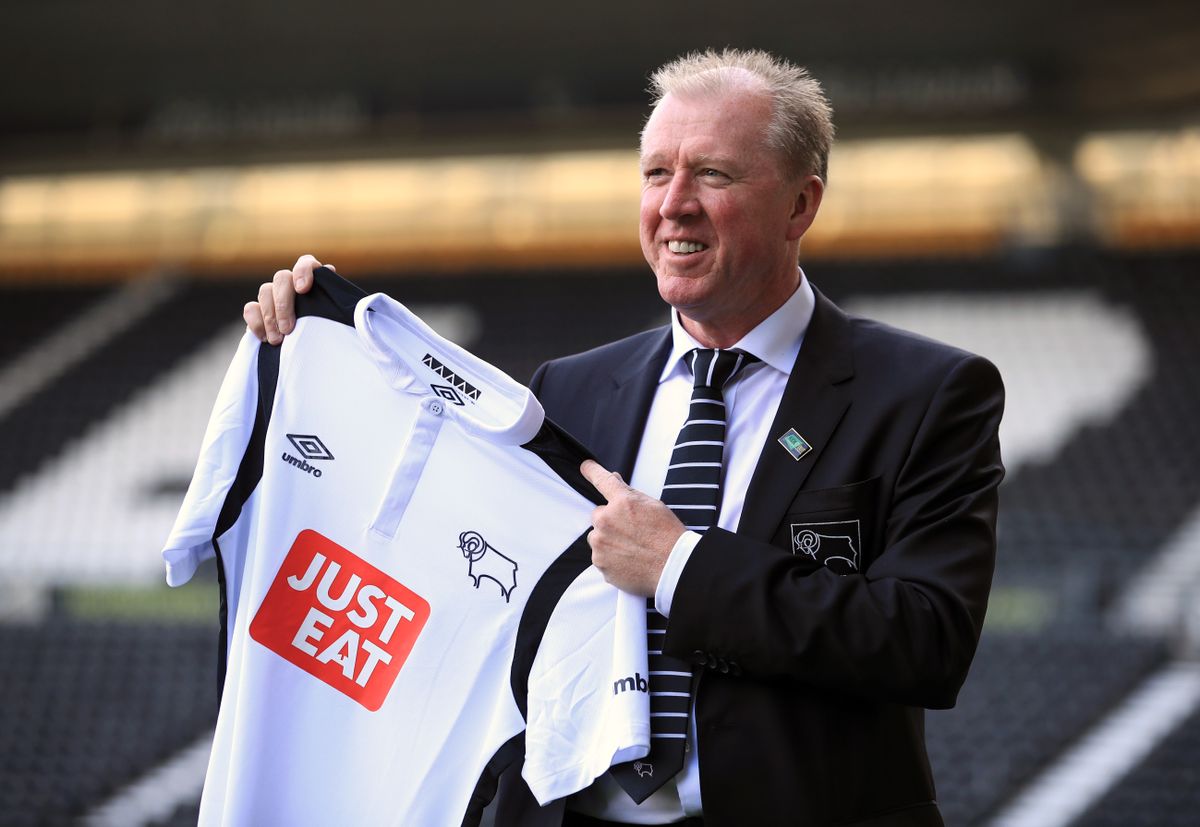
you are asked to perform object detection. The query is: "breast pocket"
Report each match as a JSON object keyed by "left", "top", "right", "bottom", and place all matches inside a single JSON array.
[{"left": 771, "top": 476, "right": 882, "bottom": 575}]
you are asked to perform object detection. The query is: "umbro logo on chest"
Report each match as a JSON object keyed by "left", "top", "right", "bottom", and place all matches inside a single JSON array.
[{"left": 281, "top": 433, "right": 334, "bottom": 478}]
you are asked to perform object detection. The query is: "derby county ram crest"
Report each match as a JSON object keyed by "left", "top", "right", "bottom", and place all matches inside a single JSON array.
[
  {"left": 457, "top": 531, "right": 519, "bottom": 603},
  {"left": 789, "top": 520, "right": 861, "bottom": 575}
]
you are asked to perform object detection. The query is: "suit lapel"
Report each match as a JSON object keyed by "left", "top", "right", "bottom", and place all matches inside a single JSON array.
[
  {"left": 739, "top": 287, "right": 855, "bottom": 542},
  {"left": 590, "top": 327, "right": 673, "bottom": 478}
]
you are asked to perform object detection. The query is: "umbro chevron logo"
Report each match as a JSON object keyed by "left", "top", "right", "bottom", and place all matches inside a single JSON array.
[
  {"left": 287, "top": 434, "right": 334, "bottom": 461},
  {"left": 422, "top": 354, "right": 481, "bottom": 402},
  {"left": 282, "top": 434, "right": 334, "bottom": 478}
]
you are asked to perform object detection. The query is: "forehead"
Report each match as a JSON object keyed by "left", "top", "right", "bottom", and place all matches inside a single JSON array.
[{"left": 640, "top": 89, "right": 775, "bottom": 163}]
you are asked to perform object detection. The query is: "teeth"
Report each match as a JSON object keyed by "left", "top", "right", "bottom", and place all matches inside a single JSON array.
[{"left": 668, "top": 240, "right": 707, "bottom": 254}]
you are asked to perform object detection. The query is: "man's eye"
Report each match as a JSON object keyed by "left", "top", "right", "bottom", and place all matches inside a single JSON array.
[
  {"left": 700, "top": 168, "right": 725, "bottom": 178},
  {"left": 643, "top": 168, "right": 668, "bottom": 179}
]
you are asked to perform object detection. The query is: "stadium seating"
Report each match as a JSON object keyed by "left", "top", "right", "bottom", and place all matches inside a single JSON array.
[
  {"left": 0, "top": 283, "right": 109, "bottom": 367},
  {"left": 0, "top": 281, "right": 250, "bottom": 498},
  {"left": 147, "top": 802, "right": 201, "bottom": 827},
  {"left": 1074, "top": 702, "right": 1200, "bottom": 826},
  {"left": 0, "top": 617, "right": 216, "bottom": 827},
  {"left": 926, "top": 630, "right": 1168, "bottom": 825},
  {"left": 2, "top": 248, "right": 1199, "bottom": 824}
]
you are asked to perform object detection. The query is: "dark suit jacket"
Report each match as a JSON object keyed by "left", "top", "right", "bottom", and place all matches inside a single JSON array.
[{"left": 490, "top": 286, "right": 1005, "bottom": 827}]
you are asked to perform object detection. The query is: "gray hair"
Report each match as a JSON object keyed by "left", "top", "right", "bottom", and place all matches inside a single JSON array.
[{"left": 646, "top": 48, "right": 834, "bottom": 182}]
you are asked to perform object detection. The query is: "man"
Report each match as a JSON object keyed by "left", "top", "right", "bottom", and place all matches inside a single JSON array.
[{"left": 245, "top": 49, "right": 1004, "bottom": 827}]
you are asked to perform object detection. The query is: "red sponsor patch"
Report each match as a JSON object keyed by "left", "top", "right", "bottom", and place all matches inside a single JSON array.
[{"left": 250, "top": 529, "right": 430, "bottom": 711}]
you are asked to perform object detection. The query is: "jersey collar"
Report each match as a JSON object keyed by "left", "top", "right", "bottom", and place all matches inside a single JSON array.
[{"left": 354, "top": 293, "right": 545, "bottom": 445}]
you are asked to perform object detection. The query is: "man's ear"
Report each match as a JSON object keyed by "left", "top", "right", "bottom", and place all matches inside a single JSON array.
[{"left": 786, "top": 174, "right": 825, "bottom": 241}]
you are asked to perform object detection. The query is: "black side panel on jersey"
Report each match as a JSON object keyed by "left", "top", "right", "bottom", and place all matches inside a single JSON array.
[
  {"left": 209, "top": 342, "right": 281, "bottom": 701},
  {"left": 494, "top": 528, "right": 591, "bottom": 823},
  {"left": 510, "top": 407, "right": 605, "bottom": 716},
  {"left": 460, "top": 731, "right": 525, "bottom": 827},
  {"left": 206, "top": 265, "right": 363, "bottom": 700},
  {"left": 482, "top": 427, "right": 609, "bottom": 820},
  {"left": 294, "top": 266, "right": 368, "bottom": 326},
  {"left": 522, "top": 418, "right": 605, "bottom": 506},
  {"left": 509, "top": 529, "right": 593, "bottom": 720}
]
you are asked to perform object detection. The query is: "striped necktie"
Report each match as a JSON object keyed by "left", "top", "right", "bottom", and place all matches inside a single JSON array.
[{"left": 610, "top": 347, "right": 758, "bottom": 803}]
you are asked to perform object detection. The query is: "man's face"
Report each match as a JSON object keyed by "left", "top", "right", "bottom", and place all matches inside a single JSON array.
[{"left": 639, "top": 88, "right": 813, "bottom": 334}]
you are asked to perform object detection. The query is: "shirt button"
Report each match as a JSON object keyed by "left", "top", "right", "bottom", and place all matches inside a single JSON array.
[{"left": 428, "top": 400, "right": 444, "bottom": 416}]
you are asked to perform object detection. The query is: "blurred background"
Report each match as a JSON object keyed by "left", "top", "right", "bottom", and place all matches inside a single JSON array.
[{"left": 3, "top": 1, "right": 1200, "bottom": 824}]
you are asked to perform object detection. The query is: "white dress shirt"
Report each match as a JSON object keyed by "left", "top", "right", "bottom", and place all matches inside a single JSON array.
[{"left": 567, "top": 273, "right": 815, "bottom": 823}]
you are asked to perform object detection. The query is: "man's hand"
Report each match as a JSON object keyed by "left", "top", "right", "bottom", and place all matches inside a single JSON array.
[
  {"left": 243, "top": 254, "right": 331, "bottom": 344},
  {"left": 580, "top": 459, "right": 687, "bottom": 597}
]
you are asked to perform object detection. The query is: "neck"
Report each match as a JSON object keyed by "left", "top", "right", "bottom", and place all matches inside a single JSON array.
[
  {"left": 677, "top": 279, "right": 801, "bottom": 349},
  {"left": 678, "top": 315, "right": 755, "bottom": 349}
]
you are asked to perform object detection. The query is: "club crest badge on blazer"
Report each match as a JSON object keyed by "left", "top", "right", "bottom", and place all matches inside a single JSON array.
[
  {"left": 789, "top": 520, "right": 861, "bottom": 574},
  {"left": 777, "top": 428, "right": 812, "bottom": 461}
]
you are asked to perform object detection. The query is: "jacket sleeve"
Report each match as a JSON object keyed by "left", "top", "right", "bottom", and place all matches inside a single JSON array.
[{"left": 663, "top": 353, "right": 1005, "bottom": 709}]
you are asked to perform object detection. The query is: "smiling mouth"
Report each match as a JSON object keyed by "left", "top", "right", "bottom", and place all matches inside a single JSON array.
[{"left": 667, "top": 240, "right": 708, "bottom": 254}]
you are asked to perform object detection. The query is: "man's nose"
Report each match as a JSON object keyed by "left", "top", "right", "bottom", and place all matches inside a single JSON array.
[{"left": 660, "top": 174, "right": 700, "bottom": 220}]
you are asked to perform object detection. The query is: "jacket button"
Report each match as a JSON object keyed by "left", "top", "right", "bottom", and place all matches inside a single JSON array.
[
  {"left": 706, "top": 654, "right": 719, "bottom": 669},
  {"left": 718, "top": 660, "right": 730, "bottom": 674},
  {"left": 692, "top": 650, "right": 707, "bottom": 665},
  {"left": 729, "top": 662, "right": 742, "bottom": 676}
]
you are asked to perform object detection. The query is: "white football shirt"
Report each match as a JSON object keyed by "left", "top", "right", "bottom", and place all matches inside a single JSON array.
[{"left": 163, "top": 270, "right": 649, "bottom": 826}]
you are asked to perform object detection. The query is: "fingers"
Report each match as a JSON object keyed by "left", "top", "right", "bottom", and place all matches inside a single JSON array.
[
  {"left": 244, "top": 254, "right": 329, "bottom": 345},
  {"left": 580, "top": 459, "right": 626, "bottom": 500},
  {"left": 272, "top": 254, "right": 327, "bottom": 339},
  {"left": 291, "top": 254, "right": 323, "bottom": 295},
  {"left": 244, "top": 300, "right": 268, "bottom": 341},
  {"left": 258, "top": 279, "right": 281, "bottom": 345},
  {"left": 272, "top": 269, "right": 297, "bottom": 338}
]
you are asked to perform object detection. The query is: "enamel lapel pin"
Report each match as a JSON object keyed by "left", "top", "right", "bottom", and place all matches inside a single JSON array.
[{"left": 777, "top": 428, "right": 812, "bottom": 461}]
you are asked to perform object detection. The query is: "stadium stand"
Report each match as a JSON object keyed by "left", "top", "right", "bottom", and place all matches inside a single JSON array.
[
  {"left": 0, "top": 616, "right": 216, "bottom": 827},
  {"left": 0, "top": 281, "right": 247, "bottom": 499},
  {"left": 1074, "top": 701, "right": 1200, "bottom": 827},
  {"left": 990, "top": 253, "right": 1200, "bottom": 608},
  {"left": 0, "top": 284, "right": 109, "bottom": 368},
  {"left": 147, "top": 803, "right": 200, "bottom": 827},
  {"left": 2, "top": 248, "right": 1199, "bottom": 824},
  {"left": 819, "top": 250, "right": 1200, "bottom": 615},
  {"left": 925, "top": 630, "right": 1168, "bottom": 825}
]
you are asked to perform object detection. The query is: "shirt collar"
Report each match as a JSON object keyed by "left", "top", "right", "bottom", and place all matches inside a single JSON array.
[{"left": 660, "top": 269, "right": 815, "bottom": 382}]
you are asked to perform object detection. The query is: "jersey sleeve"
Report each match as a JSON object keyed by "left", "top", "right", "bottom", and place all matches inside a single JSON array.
[
  {"left": 161, "top": 331, "right": 263, "bottom": 587},
  {"left": 522, "top": 568, "right": 650, "bottom": 804}
]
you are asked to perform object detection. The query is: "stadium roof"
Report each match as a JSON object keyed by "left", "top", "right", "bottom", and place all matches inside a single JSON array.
[{"left": 5, "top": 0, "right": 1199, "bottom": 170}]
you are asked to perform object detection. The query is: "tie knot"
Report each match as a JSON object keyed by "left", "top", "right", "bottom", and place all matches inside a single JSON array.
[{"left": 687, "top": 348, "right": 757, "bottom": 390}]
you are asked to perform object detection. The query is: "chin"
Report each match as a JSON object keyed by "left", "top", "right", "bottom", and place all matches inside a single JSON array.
[{"left": 655, "top": 276, "right": 712, "bottom": 315}]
